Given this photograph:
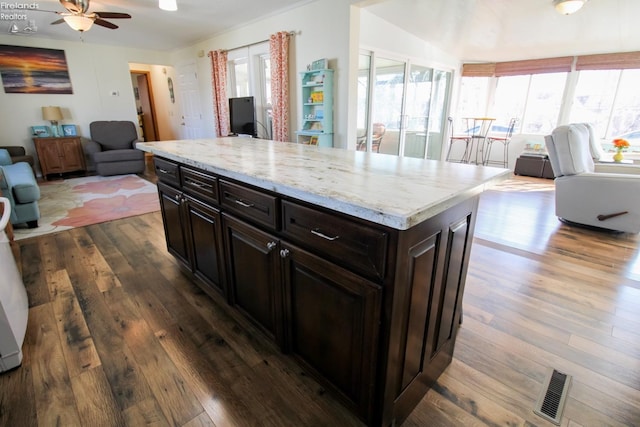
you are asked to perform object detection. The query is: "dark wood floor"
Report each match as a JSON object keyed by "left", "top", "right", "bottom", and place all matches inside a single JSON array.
[{"left": 1, "top": 176, "right": 639, "bottom": 426}]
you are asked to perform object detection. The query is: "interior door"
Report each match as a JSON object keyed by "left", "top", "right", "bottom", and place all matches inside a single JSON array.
[{"left": 176, "top": 63, "right": 204, "bottom": 139}]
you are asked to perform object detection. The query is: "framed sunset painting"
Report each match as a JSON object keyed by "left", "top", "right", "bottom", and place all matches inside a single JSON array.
[{"left": 0, "top": 45, "right": 73, "bottom": 94}]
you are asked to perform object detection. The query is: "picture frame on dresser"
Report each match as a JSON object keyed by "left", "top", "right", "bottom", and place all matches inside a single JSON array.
[
  {"left": 61, "top": 124, "right": 77, "bottom": 136},
  {"left": 31, "top": 125, "right": 50, "bottom": 137}
]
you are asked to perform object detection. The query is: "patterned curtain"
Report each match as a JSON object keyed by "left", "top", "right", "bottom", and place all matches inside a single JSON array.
[
  {"left": 209, "top": 50, "right": 229, "bottom": 137},
  {"left": 269, "top": 31, "right": 290, "bottom": 142}
]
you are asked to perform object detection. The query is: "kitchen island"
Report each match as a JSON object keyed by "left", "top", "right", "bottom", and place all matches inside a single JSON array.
[{"left": 137, "top": 137, "right": 510, "bottom": 426}]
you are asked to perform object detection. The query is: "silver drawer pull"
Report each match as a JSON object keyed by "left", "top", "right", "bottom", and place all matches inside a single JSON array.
[
  {"left": 185, "top": 178, "right": 208, "bottom": 189},
  {"left": 311, "top": 228, "right": 340, "bottom": 241},
  {"left": 234, "top": 199, "right": 255, "bottom": 208},
  {"left": 158, "top": 168, "right": 172, "bottom": 174}
]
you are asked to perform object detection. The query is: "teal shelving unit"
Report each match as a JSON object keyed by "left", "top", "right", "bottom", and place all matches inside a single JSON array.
[{"left": 296, "top": 69, "right": 333, "bottom": 147}]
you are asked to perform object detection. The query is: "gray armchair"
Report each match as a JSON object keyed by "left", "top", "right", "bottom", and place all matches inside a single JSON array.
[{"left": 85, "top": 121, "right": 145, "bottom": 176}]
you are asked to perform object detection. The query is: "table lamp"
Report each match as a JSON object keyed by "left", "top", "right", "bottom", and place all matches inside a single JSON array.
[{"left": 42, "top": 106, "right": 63, "bottom": 137}]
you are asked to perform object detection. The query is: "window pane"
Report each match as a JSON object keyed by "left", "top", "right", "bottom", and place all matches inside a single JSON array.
[
  {"left": 522, "top": 73, "right": 566, "bottom": 134},
  {"left": 493, "top": 75, "right": 527, "bottom": 131},
  {"left": 458, "top": 77, "right": 489, "bottom": 120},
  {"left": 609, "top": 69, "right": 640, "bottom": 153},
  {"left": 569, "top": 69, "right": 619, "bottom": 138},
  {"left": 232, "top": 59, "right": 249, "bottom": 97}
]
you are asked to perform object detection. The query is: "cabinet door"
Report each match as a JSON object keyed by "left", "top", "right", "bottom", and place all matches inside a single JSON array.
[
  {"left": 280, "top": 242, "right": 382, "bottom": 419},
  {"left": 157, "top": 182, "right": 189, "bottom": 266},
  {"left": 222, "top": 213, "right": 283, "bottom": 345},
  {"left": 389, "top": 201, "right": 475, "bottom": 426},
  {"left": 183, "top": 195, "right": 226, "bottom": 297},
  {"left": 59, "top": 138, "right": 84, "bottom": 171},
  {"left": 39, "top": 141, "right": 64, "bottom": 173}
]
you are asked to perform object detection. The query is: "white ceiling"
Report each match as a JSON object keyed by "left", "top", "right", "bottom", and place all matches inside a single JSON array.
[{"left": 3, "top": 0, "right": 640, "bottom": 61}]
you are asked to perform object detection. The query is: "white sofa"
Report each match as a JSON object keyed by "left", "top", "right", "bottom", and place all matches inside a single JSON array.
[{"left": 545, "top": 124, "right": 640, "bottom": 233}]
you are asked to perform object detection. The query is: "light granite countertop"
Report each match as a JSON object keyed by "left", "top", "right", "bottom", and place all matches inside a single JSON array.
[{"left": 137, "top": 138, "right": 511, "bottom": 230}]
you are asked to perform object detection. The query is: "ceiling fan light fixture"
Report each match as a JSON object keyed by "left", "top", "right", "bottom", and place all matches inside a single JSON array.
[
  {"left": 64, "top": 15, "right": 94, "bottom": 31},
  {"left": 553, "top": 0, "right": 586, "bottom": 15},
  {"left": 159, "top": 0, "right": 177, "bottom": 11}
]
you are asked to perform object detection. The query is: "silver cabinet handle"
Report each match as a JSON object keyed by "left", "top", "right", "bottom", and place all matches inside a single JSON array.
[
  {"left": 175, "top": 194, "right": 181, "bottom": 201},
  {"left": 234, "top": 199, "right": 255, "bottom": 208},
  {"left": 279, "top": 249, "right": 290, "bottom": 258},
  {"left": 185, "top": 178, "right": 208, "bottom": 189},
  {"left": 158, "top": 168, "right": 171, "bottom": 174},
  {"left": 267, "top": 241, "right": 277, "bottom": 251},
  {"left": 311, "top": 228, "right": 340, "bottom": 241}
]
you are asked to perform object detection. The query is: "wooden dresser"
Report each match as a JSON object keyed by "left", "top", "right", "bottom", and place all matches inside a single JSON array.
[{"left": 33, "top": 136, "right": 86, "bottom": 179}]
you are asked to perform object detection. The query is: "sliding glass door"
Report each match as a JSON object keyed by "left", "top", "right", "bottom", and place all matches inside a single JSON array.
[
  {"left": 403, "top": 64, "right": 432, "bottom": 158},
  {"left": 357, "top": 51, "right": 452, "bottom": 160},
  {"left": 372, "top": 57, "right": 405, "bottom": 155}
]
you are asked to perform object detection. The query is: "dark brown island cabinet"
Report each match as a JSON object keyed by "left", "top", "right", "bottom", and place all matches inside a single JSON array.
[{"left": 140, "top": 138, "right": 509, "bottom": 426}]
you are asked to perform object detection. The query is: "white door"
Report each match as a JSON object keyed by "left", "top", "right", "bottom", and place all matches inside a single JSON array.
[{"left": 176, "top": 63, "right": 204, "bottom": 139}]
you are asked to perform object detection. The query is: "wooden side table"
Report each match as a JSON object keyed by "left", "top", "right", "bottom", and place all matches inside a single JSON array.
[{"left": 33, "top": 136, "right": 86, "bottom": 180}]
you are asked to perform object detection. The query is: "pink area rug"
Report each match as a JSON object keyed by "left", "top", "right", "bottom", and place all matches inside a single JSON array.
[{"left": 13, "top": 174, "right": 160, "bottom": 241}]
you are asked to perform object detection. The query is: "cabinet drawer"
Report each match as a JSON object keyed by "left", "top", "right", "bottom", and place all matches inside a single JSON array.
[
  {"left": 220, "top": 180, "right": 279, "bottom": 230},
  {"left": 281, "top": 201, "right": 388, "bottom": 281},
  {"left": 154, "top": 157, "right": 180, "bottom": 187},
  {"left": 181, "top": 166, "right": 218, "bottom": 205}
]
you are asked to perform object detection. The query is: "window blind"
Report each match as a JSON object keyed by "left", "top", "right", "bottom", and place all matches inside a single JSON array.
[
  {"left": 575, "top": 51, "right": 640, "bottom": 70},
  {"left": 494, "top": 57, "right": 573, "bottom": 76},
  {"left": 461, "top": 63, "right": 496, "bottom": 77}
]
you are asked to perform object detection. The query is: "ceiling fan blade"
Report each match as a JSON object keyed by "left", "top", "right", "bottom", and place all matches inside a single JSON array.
[
  {"left": 94, "top": 12, "right": 131, "bottom": 19},
  {"left": 51, "top": 18, "right": 65, "bottom": 25},
  {"left": 94, "top": 18, "right": 118, "bottom": 29},
  {"left": 59, "top": 0, "right": 90, "bottom": 14}
]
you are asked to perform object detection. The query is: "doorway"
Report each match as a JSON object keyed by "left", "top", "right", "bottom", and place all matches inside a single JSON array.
[
  {"left": 130, "top": 71, "right": 159, "bottom": 141},
  {"left": 357, "top": 52, "right": 452, "bottom": 160}
]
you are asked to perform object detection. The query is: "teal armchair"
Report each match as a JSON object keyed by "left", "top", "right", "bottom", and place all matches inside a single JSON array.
[{"left": 0, "top": 149, "right": 40, "bottom": 227}]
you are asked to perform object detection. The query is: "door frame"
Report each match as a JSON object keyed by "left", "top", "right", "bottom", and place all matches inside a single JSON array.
[{"left": 130, "top": 70, "right": 160, "bottom": 141}]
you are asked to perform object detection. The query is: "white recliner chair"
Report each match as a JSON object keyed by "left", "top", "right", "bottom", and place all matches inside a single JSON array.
[{"left": 545, "top": 124, "right": 640, "bottom": 233}]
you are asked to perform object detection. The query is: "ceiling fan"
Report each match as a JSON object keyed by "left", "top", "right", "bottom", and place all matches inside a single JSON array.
[{"left": 46, "top": 0, "right": 131, "bottom": 32}]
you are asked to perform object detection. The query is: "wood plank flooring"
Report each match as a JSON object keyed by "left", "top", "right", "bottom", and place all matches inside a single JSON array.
[{"left": 1, "top": 175, "right": 639, "bottom": 426}]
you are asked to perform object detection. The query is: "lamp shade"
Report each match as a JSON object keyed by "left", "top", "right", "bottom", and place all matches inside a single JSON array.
[
  {"left": 64, "top": 15, "right": 94, "bottom": 32},
  {"left": 159, "top": 0, "right": 177, "bottom": 11},
  {"left": 554, "top": 0, "right": 585, "bottom": 15},
  {"left": 42, "top": 106, "right": 63, "bottom": 121}
]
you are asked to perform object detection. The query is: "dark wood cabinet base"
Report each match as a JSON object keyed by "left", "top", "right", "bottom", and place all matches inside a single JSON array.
[{"left": 154, "top": 156, "right": 479, "bottom": 426}]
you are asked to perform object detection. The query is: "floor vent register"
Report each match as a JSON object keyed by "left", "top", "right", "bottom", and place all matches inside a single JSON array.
[{"left": 533, "top": 368, "right": 572, "bottom": 425}]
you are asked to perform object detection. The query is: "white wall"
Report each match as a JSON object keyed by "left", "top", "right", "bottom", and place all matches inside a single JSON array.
[
  {"left": 0, "top": 35, "right": 170, "bottom": 174},
  {"left": 359, "top": 9, "right": 461, "bottom": 69},
  {"left": 171, "top": 0, "right": 353, "bottom": 147}
]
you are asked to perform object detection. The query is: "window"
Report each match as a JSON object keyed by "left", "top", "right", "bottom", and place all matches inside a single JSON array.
[
  {"left": 229, "top": 58, "right": 249, "bottom": 97},
  {"left": 226, "top": 44, "right": 272, "bottom": 139},
  {"left": 570, "top": 69, "right": 640, "bottom": 152}
]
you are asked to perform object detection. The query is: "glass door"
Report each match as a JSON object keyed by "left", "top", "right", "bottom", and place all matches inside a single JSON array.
[
  {"left": 356, "top": 53, "right": 372, "bottom": 151},
  {"left": 372, "top": 57, "right": 406, "bottom": 155},
  {"left": 356, "top": 52, "right": 452, "bottom": 159},
  {"left": 426, "top": 70, "right": 451, "bottom": 160},
  {"left": 403, "top": 65, "right": 432, "bottom": 158}
]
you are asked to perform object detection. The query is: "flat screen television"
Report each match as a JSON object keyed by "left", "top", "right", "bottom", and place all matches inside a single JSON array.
[{"left": 229, "top": 96, "right": 257, "bottom": 137}]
